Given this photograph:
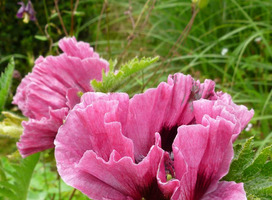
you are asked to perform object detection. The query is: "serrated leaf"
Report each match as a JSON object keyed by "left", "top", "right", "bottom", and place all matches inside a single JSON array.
[
  {"left": 91, "top": 57, "right": 159, "bottom": 93},
  {"left": 0, "top": 111, "right": 25, "bottom": 138},
  {"left": 224, "top": 138, "right": 272, "bottom": 199},
  {"left": 0, "top": 58, "right": 14, "bottom": 111},
  {"left": 0, "top": 153, "right": 40, "bottom": 200}
]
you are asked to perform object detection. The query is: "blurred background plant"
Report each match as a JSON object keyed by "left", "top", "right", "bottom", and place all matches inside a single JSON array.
[{"left": 0, "top": 0, "right": 271, "bottom": 199}]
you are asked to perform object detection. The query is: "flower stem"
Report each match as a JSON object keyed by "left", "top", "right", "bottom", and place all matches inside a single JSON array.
[
  {"left": 54, "top": 0, "right": 68, "bottom": 36},
  {"left": 69, "top": 189, "right": 77, "bottom": 200}
]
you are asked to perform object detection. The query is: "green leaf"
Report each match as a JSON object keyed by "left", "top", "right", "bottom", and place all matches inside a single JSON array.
[
  {"left": 91, "top": 57, "right": 159, "bottom": 93},
  {"left": 224, "top": 138, "right": 272, "bottom": 199},
  {"left": 0, "top": 111, "right": 25, "bottom": 138},
  {"left": 0, "top": 153, "right": 40, "bottom": 200},
  {"left": 34, "top": 35, "right": 48, "bottom": 41},
  {"left": 0, "top": 58, "right": 14, "bottom": 111}
]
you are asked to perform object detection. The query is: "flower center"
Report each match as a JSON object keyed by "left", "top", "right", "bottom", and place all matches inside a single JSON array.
[
  {"left": 22, "top": 12, "right": 30, "bottom": 23},
  {"left": 141, "top": 179, "right": 170, "bottom": 200},
  {"left": 159, "top": 125, "right": 179, "bottom": 153}
]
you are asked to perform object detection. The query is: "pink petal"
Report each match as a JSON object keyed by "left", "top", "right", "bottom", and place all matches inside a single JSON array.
[
  {"left": 76, "top": 135, "right": 165, "bottom": 199},
  {"left": 202, "top": 181, "right": 247, "bottom": 200},
  {"left": 56, "top": 99, "right": 133, "bottom": 161},
  {"left": 66, "top": 88, "right": 81, "bottom": 109},
  {"left": 124, "top": 74, "right": 198, "bottom": 160},
  {"left": 58, "top": 37, "right": 99, "bottom": 59},
  {"left": 123, "top": 73, "right": 216, "bottom": 161},
  {"left": 13, "top": 37, "right": 109, "bottom": 157},
  {"left": 172, "top": 116, "right": 235, "bottom": 199},
  {"left": 193, "top": 93, "right": 254, "bottom": 141},
  {"left": 17, "top": 108, "right": 68, "bottom": 157},
  {"left": 55, "top": 94, "right": 168, "bottom": 199}
]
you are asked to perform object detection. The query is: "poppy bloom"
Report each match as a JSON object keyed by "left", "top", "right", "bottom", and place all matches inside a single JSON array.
[
  {"left": 55, "top": 73, "right": 253, "bottom": 199},
  {"left": 13, "top": 37, "right": 109, "bottom": 157},
  {"left": 16, "top": 1, "right": 36, "bottom": 23}
]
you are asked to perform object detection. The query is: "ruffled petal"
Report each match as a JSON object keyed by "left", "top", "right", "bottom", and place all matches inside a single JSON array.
[
  {"left": 172, "top": 116, "right": 235, "bottom": 200},
  {"left": 13, "top": 38, "right": 109, "bottom": 157},
  {"left": 123, "top": 73, "right": 216, "bottom": 161},
  {"left": 202, "top": 181, "right": 247, "bottom": 200},
  {"left": 66, "top": 88, "right": 81, "bottom": 109},
  {"left": 17, "top": 108, "right": 68, "bottom": 157},
  {"left": 58, "top": 37, "right": 100, "bottom": 59},
  {"left": 55, "top": 94, "right": 168, "bottom": 199},
  {"left": 13, "top": 39, "right": 109, "bottom": 119},
  {"left": 76, "top": 135, "right": 165, "bottom": 199},
  {"left": 193, "top": 93, "right": 254, "bottom": 141},
  {"left": 124, "top": 74, "right": 198, "bottom": 160}
]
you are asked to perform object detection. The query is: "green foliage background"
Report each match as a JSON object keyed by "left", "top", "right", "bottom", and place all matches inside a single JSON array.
[{"left": 0, "top": 0, "right": 271, "bottom": 199}]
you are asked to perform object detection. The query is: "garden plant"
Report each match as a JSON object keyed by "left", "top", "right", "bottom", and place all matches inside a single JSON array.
[{"left": 0, "top": 0, "right": 271, "bottom": 199}]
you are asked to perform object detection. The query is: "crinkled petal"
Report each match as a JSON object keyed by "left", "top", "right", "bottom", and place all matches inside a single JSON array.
[
  {"left": 76, "top": 134, "right": 165, "bottom": 199},
  {"left": 75, "top": 92, "right": 130, "bottom": 127},
  {"left": 55, "top": 94, "right": 167, "bottom": 199},
  {"left": 218, "top": 93, "right": 254, "bottom": 130},
  {"left": 193, "top": 93, "right": 254, "bottom": 141},
  {"left": 17, "top": 108, "right": 68, "bottom": 157},
  {"left": 13, "top": 38, "right": 109, "bottom": 119},
  {"left": 58, "top": 37, "right": 100, "bottom": 59},
  {"left": 172, "top": 116, "right": 235, "bottom": 200},
  {"left": 66, "top": 88, "right": 81, "bottom": 109},
  {"left": 21, "top": 82, "right": 67, "bottom": 119},
  {"left": 123, "top": 73, "right": 216, "bottom": 161},
  {"left": 13, "top": 38, "right": 109, "bottom": 157},
  {"left": 202, "top": 181, "right": 247, "bottom": 200}
]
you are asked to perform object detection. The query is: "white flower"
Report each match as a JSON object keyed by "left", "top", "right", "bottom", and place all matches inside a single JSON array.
[
  {"left": 221, "top": 48, "right": 228, "bottom": 56},
  {"left": 254, "top": 37, "right": 262, "bottom": 43},
  {"left": 245, "top": 123, "right": 253, "bottom": 132}
]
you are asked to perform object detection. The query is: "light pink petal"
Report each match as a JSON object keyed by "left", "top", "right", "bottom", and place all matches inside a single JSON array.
[
  {"left": 124, "top": 74, "right": 194, "bottom": 160},
  {"left": 34, "top": 54, "right": 108, "bottom": 93},
  {"left": 13, "top": 37, "right": 109, "bottom": 157},
  {"left": 17, "top": 108, "right": 68, "bottom": 157},
  {"left": 76, "top": 134, "right": 165, "bottom": 199},
  {"left": 55, "top": 95, "right": 168, "bottom": 199},
  {"left": 58, "top": 37, "right": 99, "bottom": 59},
  {"left": 123, "top": 73, "right": 216, "bottom": 161},
  {"left": 56, "top": 99, "right": 133, "bottom": 161},
  {"left": 66, "top": 88, "right": 81, "bottom": 109},
  {"left": 202, "top": 181, "right": 247, "bottom": 200},
  {"left": 193, "top": 93, "right": 254, "bottom": 141},
  {"left": 198, "top": 116, "right": 235, "bottom": 192},
  {"left": 171, "top": 124, "right": 209, "bottom": 199},
  {"left": 217, "top": 93, "right": 254, "bottom": 130},
  {"left": 172, "top": 116, "right": 235, "bottom": 200},
  {"left": 22, "top": 82, "right": 67, "bottom": 119},
  {"left": 74, "top": 92, "right": 130, "bottom": 131},
  {"left": 13, "top": 37, "right": 109, "bottom": 119}
]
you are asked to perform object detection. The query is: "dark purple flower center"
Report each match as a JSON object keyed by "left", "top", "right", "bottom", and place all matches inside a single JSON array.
[
  {"left": 140, "top": 179, "right": 170, "bottom": 200},
  {"left": 159, "top": 125, "right": 179, "bottom": 153}
]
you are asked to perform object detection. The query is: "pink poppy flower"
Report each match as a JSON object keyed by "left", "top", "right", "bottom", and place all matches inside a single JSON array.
[
  {"left": 13, "top": 37, "right": 109, "bottom": 157},
  {"left": 55, "top": 73, "right": 253, "bottom": 199}
]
